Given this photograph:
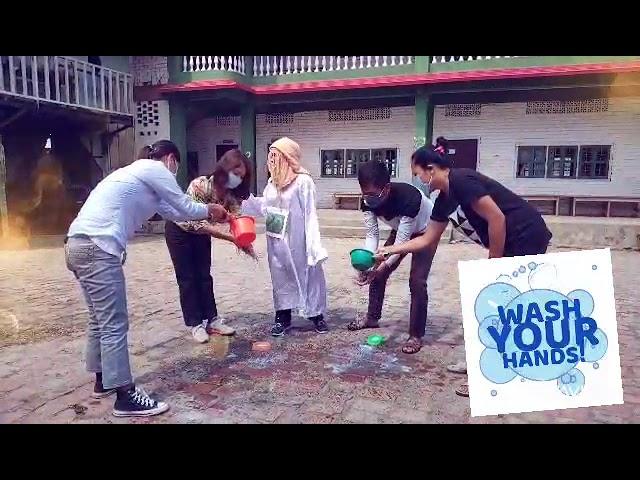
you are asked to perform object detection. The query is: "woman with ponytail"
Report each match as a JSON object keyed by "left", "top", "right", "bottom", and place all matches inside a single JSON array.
[
  {"left": 65, "top": 139, "right": 229, "bottom": 417},
  {"left": 376, "top": 136, "right": 552, "bottom": 396}
]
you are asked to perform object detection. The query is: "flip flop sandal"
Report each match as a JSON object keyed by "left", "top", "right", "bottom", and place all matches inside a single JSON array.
[
  {"left": 455, "top": 383, "right": 469, "bottom": 397},
  {"left": 347, "top": 317, "right": 379, "bottom": 331},
  {"left": 401, "top": 338, "right": 422, "bottom": 354},
  {"left": 447, "top": 362, "right": 467, "bottom": 374}
]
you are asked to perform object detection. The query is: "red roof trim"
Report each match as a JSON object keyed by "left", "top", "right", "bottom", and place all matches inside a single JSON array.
[{"left": 156, "top": 61, "right": 640, "bottom": 96}]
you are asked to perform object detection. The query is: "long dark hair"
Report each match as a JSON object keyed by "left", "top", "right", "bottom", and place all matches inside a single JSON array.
[
  {"left": 412, "top": 136, "right": 451, "bottom": 169},
  {"left": 137, "top": 140, "right": 181, "bottom": 163},
  {"left": 211, "top": 149, "right": 253, "bottom": 200}
]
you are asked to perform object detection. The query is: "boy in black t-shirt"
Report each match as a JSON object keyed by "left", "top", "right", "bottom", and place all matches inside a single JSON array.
[
  {"left": 350, "top": 161, "right": 435, "bottom": 354},
  {"left": 376, "top": 138, "right": 552, "bottom": 394}
]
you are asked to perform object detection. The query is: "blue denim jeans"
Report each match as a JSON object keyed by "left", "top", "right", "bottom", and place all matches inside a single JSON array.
[{"left": 65, "top": 236, "right": 133, "bottom": 389}]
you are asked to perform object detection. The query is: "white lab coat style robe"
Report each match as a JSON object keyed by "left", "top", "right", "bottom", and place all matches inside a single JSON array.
[{"left": 242, "top": 174, "right": 328, "bottom": 317}]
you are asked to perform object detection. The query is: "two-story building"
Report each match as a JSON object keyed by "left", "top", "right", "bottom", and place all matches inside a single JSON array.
[{"left": 132, "top": 55, "right": 640, "bottom": 219}]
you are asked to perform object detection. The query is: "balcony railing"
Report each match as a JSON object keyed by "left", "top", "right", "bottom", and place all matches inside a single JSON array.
[
  {"left": 254, "top": 56, "right": 414, "bottom": 76},
  {"left": 182, "top": 56, "right": 246, "bottom": 74},
  {"left": 431, "top": 56, "right": 522, "bottom": 64},
  {"left": 0, "top": 56, "right": 133, "bottom": 116}
]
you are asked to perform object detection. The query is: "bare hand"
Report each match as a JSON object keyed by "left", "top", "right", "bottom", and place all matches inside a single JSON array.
[
  {"left": 374, "top": 246, "right": 393, "bottom": 261},
  {"left": 207, "top": 204, "right": 229, "bottom": 223},
  {"left": 354, "top": 271, "right": 370, "bottom": 286}
]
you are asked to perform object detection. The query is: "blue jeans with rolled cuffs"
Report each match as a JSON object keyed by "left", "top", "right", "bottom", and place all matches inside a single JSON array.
[{"left": 65, "top": 236, "right": 133, "bottom": 390}]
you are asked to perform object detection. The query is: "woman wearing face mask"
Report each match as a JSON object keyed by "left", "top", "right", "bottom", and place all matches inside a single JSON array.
[
  {"left": 65, "top": 140, "right": 230, "bottom": 417},
  {"left": 164, "top": 149, "right": 254, "bottom": 344},
  {"left": 350, "top": 160, "right": 435, "bottom": 354},
  {"left": 376, "top": 137, "right": 552, "bottom": 395}
]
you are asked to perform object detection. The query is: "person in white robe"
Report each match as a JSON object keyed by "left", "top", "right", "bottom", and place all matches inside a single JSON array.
[{"left": 241, "top": 137, "right": 329, "bottom": 337}]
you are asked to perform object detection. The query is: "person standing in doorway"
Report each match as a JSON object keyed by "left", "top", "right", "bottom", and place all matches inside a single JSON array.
[
  {"left": 376, "top": 137, "right": 552, "bottom": 396},
  {"left": 65, "top": 140, "right": 229, "bottom": 417},
  {"left": 165, "top": 149, "right": 254, "bottom": 343}
]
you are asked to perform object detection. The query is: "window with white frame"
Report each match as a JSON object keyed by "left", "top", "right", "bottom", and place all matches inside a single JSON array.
[
  {"left": 516, "top": 145, "right": 611, "bottom": 180},
  {"left": 547, "top": 146, "right": 578, "bottom": 178},
  {"left": 516, "top": 146, "right": 546, "bottom": 178},
  {"left": 320, "top": 148, "right": 398, "bottom": 178},
  {"left": 579, "top": 145, "right": 611, "bottom": 179}
]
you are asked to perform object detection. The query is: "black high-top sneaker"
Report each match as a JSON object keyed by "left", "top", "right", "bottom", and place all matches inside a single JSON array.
[
  {"left": 91, "top": 381, "right": 116, "bottom": 399},
  {"left": 112, "top": 386, "right": 170, "bottom": 417}
]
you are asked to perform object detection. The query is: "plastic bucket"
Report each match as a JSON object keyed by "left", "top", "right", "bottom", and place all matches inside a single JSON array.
[
  {"left": 350, "top": 248, "right": 375, "bottom": 272},
  {"left": 230, "top": 215, "right": 256, "bottom": 248}
]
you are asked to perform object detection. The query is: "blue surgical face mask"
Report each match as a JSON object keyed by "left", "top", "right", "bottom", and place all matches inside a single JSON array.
[{"left": 226, "top": 172, "right": 242, "bottom": 189}]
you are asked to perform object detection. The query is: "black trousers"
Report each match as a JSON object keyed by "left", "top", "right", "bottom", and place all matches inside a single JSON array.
[
  {"left": 504, "top": 234, "right": 551, "bottom": 257},
  {"left": 164, "top": 221, "right": 217, "bottom": 327},
  {"left": 367, "top": 231, "right": 436, "bottom": 338}
]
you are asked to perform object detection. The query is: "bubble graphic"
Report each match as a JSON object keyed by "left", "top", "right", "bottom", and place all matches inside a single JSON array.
[
  {"left": 528, "top": 263, "right": 558, "bottom": 290},
  {"left": 512, "top": 271, "right": 519, "bottom": 278},
  {"left": 474, "top": 283, "right": 521, "bottom": 324},
  {"left": 593, "top": 362, "right": 599, "bottom": 370},
  {"left": 557, "top": 368, "right": 585, "bottom": 396},
  {"left": 528, "top": 262, "right": 537, "bottom": 271},
  {"left": 479, "top": 348, "right": 517, "bottom": 384},
  {"left": 582, "top": 328, "right": 608, "bottom": 362},
  {"left": 491, "top": 390, "right": 497, "bottom": 397},
  {"left": 566, "top": 289, "right": 595, "bottom": 317},
  {"left": 592, "top": 265, "right": 598, "bottom": 270},
  {"left": 478, "top": 315, "right": 502, "bottom": 349},
  {"left": 519, "top": 266, "right": 526, "bottom": 274}
]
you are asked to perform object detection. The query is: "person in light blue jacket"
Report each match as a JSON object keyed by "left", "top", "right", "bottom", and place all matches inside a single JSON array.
[{"left": 65, "top": 140, "right": 229, "bottom": 418}]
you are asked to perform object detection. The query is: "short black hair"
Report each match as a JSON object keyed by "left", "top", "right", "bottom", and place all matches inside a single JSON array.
[{"left": 357, "top": 160, "right": 391, "bottom": 188}]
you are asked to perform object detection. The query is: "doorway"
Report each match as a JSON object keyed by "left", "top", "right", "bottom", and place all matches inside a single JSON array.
[{"left": 446, "top": 139, "right": 478, "bottom": 170}]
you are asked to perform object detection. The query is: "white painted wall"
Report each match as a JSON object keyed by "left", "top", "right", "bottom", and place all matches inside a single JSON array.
[
  {"left": 134, "top": 100, "right": 171, "bottom": 155},
  {"left": 255, "top": 106, "right": 416, "bottom": 208},
  {"left": 131, "top": 56, "right": 168, "bottom": 86},
  {"left": 433, "top": 97, "right": 640, "bottom": 197},
  {"left": 186, "top": 117, "right": 241, "bottom": 175}
]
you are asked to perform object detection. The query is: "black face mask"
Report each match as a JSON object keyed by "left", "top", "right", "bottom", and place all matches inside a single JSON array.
[{"left": 363, "top": 190, "right": 387, "bottom": 209}]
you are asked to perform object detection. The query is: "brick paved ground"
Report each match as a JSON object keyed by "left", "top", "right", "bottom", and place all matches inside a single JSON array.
[{"left": 1, "top": 236, "right": 639, "bottom": 423}]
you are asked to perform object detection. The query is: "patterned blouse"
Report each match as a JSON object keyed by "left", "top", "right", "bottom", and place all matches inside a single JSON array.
[{"left": 175, "top": 176, "right": 242, "bottom": 232}]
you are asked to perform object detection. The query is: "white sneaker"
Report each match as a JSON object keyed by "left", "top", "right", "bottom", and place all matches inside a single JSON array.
[
  {"left": 207, "top": 317, "right": 236, "bottom": 336},
  {"left": 191, "top": 325, "right": 209, "bottom": 343}
]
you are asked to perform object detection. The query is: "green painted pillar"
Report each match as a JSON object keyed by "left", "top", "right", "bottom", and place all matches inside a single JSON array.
[
  {"left": 244, "top": 56, "right": 254, "bottom": 78},
  {"left": 414, "top": 89, "right": 434, "bottom": 149},
  {"left": 169, "top": 97, "right": 189, "bottom": 191},
  {"left": 413, "top": 90, "right": 434, "bottom": 194},
  {"left": 167, "top": 56, "right": 186, "bottom": 84},
  {"left": 415, "top": 56, "right": 431, "bottom": 73},
  {"left": 240, "top": 102, "right": 257, "bottom": 194}
]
